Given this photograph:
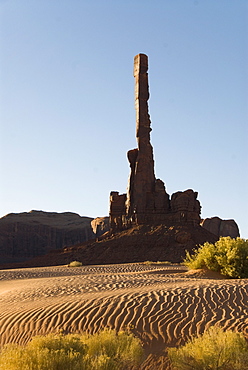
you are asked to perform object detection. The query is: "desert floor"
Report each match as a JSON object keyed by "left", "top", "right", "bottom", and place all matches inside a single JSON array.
[{"left": 0, "top": 263, "right": 247, "bottom": 369}]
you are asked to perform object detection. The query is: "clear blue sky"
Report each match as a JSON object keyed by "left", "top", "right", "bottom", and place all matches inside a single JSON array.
[{"left": 0, "top": 0, "right": 247, "bottom": 237}]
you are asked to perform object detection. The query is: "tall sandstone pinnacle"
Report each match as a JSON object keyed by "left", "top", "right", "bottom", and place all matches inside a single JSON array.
[
  {"left": 126, "top": 54, "right": 156, "bottom": 218},
  {"left": 110, "top": 54, "right": 201, "bottom": 231}
]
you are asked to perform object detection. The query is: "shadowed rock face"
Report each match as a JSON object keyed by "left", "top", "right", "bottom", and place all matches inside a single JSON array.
[
  {"left": 0, "top": 211, "right": 95, "bottom": 264},
  {"left": 201, "top": 217, "right": 240, "bottom": 238},
  {"left": 109, "top": 54, "right": 201, "bottom": 231},
  {"left": 10, "top": 223, "right": 218, "bottom": 268}
]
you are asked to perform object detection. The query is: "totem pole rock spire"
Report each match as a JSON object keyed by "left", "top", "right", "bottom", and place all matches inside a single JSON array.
[
  {"left": 126, "top": 54, "right": 156, "bottom": 220},
  {"left": 109, "top": 53, "right": 201, "bottom": 232},
  {"left": 134, "top": 54, "right": 152, "bottom": 140}
]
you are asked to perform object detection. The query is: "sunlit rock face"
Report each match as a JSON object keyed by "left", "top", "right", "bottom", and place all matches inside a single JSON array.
[
  {"left": 91, "top": 217, "right": 110, "bottom": 238},
  {"left": 109, "top": 54, "right": 201, "bottom": 232}
]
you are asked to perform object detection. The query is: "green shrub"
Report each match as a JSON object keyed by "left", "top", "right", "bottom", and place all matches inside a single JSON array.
[
  {"left": 0, "top": 329, "right": 144, "bottom": 370},
  {"left": 0, "top": 334, "right": 86, "bottom": 370},
  {"left": 82, "top": 329, "right": 144, "bottom": 369},
  {"left": 168, "top": 326, "right": 248, "bottom": 370},
  {"left": 184, "top": 237, "right": 248, "bottom": 278},
  {"left": 68, "top": 260, "right": 83, "bottom": 267}
]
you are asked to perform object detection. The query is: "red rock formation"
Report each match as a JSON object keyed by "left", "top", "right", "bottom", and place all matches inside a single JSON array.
[
  {"left": 170, "top": 190, "right": 201, "bottom": 225},
  {"left": 91, "top": 217, "right": 110, "bottom": 238},
  {"left": 109, "top": 192, "right": 127, "bottom": 232},
  {"left": 109, "top": 54, "right": 201, "bottom": 231},
  {"left": 201, "top": 217, "right": 240, "bottom": 238},
  {"left": 0, "top": 211, "right": 95, "bottom": 264},
  {"left": 13, "top": 224, "right": 218, "bottom": 268},
  {"left": 126, "top": 54, "right": 156, "bottom": 220}
]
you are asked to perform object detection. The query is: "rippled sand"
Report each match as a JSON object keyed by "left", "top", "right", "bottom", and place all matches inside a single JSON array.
[{"left": 0, "top": 264, "right": 247, "bottom": 369}]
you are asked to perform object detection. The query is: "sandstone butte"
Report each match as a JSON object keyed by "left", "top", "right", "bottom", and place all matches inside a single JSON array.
[{"left": 0, "top": 54, "right": 239, "bottom": 268}]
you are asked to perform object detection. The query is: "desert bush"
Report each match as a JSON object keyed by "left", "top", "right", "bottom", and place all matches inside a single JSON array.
[
  {"left": 168, "top": 326, "right": 248, "bottom": 370},
  {"left": 0, "top": 329, "right": 144, "bottom": 370},
  {"left": 82, "top": 328, "right": 144, "bottom": 369},
  {"left": 0, "top": 334, "right": 86, "bottom": 370},
  {"left": 184, "top": 237, "right": 248, "bottom": 278},
  {"left": 68, "top": 260, "right": 83, "bottom": 267}
]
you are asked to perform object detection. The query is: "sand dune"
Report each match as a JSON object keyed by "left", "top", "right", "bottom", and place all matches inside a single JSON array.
[{"left": 0, "top": 264, "right": 247, "bottom": 369}]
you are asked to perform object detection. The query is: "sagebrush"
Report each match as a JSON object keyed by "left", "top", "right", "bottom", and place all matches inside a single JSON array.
[
  {"left": 168, "top": 326, "right": 248, "bottom": 370},
  {"left": 184, "top": 237, "right": 248, "bottom": 278},
  {"left": 0, "top": 329, "right": 144, "bottom": 370}
]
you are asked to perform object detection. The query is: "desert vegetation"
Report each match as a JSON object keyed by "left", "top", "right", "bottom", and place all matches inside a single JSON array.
[
  {"left": 168, "top": 326, "right": 248, "bottom": 370},
  {"left": 184, "top": 237, "right": 248, "bottom": 278},
  {"left": 0, "top": 329, "right": 144, "bottom": 370},
  {"left": 67, "top": 260, "right": 83, "bottom": 267},
  {"left": 142, "top": 260, "right": 172, "bottom": 265}
]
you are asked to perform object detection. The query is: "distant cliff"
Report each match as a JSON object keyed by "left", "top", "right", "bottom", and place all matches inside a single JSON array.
[{"left": 0, "top": 210, "right": 96, "bottom": 264}]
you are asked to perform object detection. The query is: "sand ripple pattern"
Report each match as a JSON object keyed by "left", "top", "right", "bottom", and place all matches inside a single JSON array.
[
  {"left": 0, "top": 264, "right": 185, "bottom": 281},
  {"left": 0, "top": 264, "right": 247, "bottom": 363}
]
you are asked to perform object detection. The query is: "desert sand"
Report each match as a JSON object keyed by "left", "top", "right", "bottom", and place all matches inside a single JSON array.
[{"left": 0, "top": 263, "right": 247, "bottom": 369}]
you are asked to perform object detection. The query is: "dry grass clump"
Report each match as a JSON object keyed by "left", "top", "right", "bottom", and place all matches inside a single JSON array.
[
  {"left": 0, "top": 329, "right": 144, "bottom": 370},
  {"left": 184, "top": 237, "right": 248, "bottom": 278},
  {"left": 67, "top": 261, "right": 83, "bottom": 267},
  {"left": 143, "top": 260, "right": 172, "bottom": 265},
  {"left": 168, "top": 326, "right": 248, "bottom": 370}
]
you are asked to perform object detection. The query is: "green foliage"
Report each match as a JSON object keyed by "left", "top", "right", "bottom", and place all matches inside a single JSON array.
[
  {"left": 0, "top": 329, "right": 144, "bottom": 370},
  {"left": 168, "top": 326, "right": 248, "bottom": 370},
  {"left": 0, "top": 334, "right": 86, "bottom": 370},
  {"left": 68, "top": 260, "right": 83, "bottom": 267},
  {"left": 184, "top": 237, "right": 248, "bottom": 278},
  {"left": 82, "top": 329, "right": 144, "bottom": 369}
]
